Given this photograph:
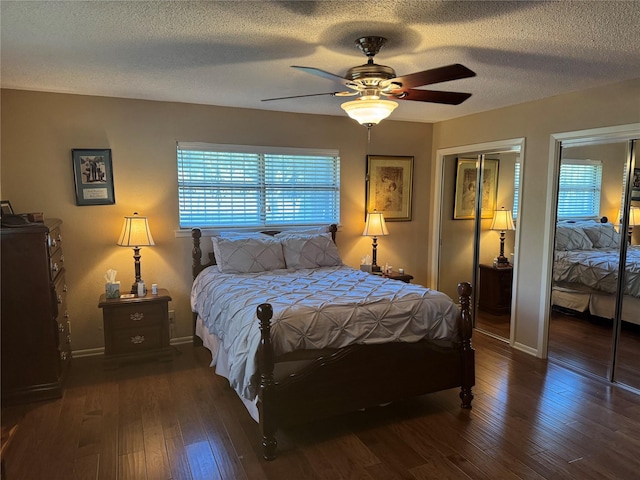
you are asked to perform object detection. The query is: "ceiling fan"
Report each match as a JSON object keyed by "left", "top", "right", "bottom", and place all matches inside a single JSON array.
[{"left": 262, "top": 36, "right": 476, "bottom": 126}]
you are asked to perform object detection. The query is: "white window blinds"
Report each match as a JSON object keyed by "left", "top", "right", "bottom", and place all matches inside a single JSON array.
[
  {"left": 513, "top": 162, "right": 521, "bottom": 220},
  {"left": 557, "top": 159, "right": 602, "bottom": 219},
  {"left": 177, "top": 142, "right": 340, "bottom": 228}
]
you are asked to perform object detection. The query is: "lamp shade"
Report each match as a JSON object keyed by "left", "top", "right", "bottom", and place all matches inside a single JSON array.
[
  {"left": 628, "top": 206, "right": 640, "bottom": 227},
  {"left": 117, "top": 212, "right": 155, "bottom": 247},
  {"left": 363, "top": 211, "right": 389, "bottom": 237},
  {"left": 490, "top": 207, "right": 515, "bottom": 231},
  {"left": 341, "top": 96, "right": 398, "bottom": 126}
]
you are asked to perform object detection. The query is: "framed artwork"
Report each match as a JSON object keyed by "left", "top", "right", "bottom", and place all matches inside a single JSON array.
[
  {"left": 632, "top": 168, "right": 640, "bottom": 201},
  {"left": 454, "top": 158, "right": 499, "bottom": 219},
  {"left": 72, "top": 149, "right": 115, "bottom": 206},
  {"left": 1, "top": 200, "right": 14, "bottom": 217},
  {"left": 366, "top": 155, "right": 413, "bottom": 221}
]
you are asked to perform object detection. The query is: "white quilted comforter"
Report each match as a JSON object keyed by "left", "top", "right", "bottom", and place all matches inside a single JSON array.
[
  {"left": 553, "top": 246, "right": 640, "bottom": 297},
  {"left": 191, "top": 265, "right": 459, "bottom": 400}
]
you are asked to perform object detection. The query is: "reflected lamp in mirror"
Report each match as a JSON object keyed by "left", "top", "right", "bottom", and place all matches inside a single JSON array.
[
  {"left": 490, "top": 207, "right": 515, "bottom": 267},
  {"left": 620, "top": 206, "right": 640, "bottom": 245},
  {"left": 117, "top": 212, "right": 155, "bottom": 293},
  {"left": 362, "top": 210, "right": 389, "bottom": 272}
]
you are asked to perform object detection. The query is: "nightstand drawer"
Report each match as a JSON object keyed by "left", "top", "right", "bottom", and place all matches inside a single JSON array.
[
  {"left": 109, "top": 325, "right": 163, "bottom": 354},
  {"left": 104, "top": 303, "right": 167, "bottom": 329}
]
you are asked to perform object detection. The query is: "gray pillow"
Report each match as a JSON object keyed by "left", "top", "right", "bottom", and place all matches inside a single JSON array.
[{"left": 582, "top": 223, "right": 621, "bottom": 248}]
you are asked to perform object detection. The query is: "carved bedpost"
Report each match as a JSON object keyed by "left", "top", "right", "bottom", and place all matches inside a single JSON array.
[
  {"left": 257, "top": 303, "right": 277, "bottom": 460},
  {"left": 191, "top": 228, "right": 203, "bottom": 345},
  {"left": 329, "top": 223, "right": 338, "bottom": 243},
  {"left": 192, "top": 228, "right": 202, "bottom": 279},
  {"left": 458, "top": 282, "right": 475, "bottom": 408}
]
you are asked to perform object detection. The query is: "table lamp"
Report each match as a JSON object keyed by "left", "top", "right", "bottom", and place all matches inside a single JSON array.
[
  {"left": 490, "top": 206, "right": 515, "bottom": 267},
  {"left": 362, "top": 210, "right": 389, "bottom": 272},
  {"left": 117, "top": 212, "right": 155, "bottom": 293},
  {"left": 623, "top": 206, "right": 640, "bottom": 245}
]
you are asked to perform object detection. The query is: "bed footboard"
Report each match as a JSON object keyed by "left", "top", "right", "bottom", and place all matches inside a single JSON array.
[{"left": 256, "top": 282, "right": 474, "bottom": 460}]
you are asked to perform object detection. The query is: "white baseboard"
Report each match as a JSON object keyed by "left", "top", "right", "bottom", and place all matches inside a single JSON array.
[
  {"left": 512, "top": 341, "right": 538, "bottom": 357},
  {"left": 71, "top": 335, "right": 194, "bottom": 358}
]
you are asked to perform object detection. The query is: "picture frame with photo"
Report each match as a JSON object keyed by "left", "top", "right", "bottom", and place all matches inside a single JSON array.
[
  {"left": 365, "top": 155, "right": 413, "bottom": 221},
  {"left": 72, "top": 149, "right": 115, "bottom": 206},
  {"left": 632, "top": 168, "right": 640, "bottom": 202},
  {"left": 454, "top": 158, "right": 499, "bottom": 219},
  {"left": 1, "top": 200, "right": 14, "bottom": 217}
]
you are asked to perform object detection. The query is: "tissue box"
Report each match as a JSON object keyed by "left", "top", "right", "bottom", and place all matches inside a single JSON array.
[
  {"left": 105, "top": 281, "right": 121, "bottom": 299},
  {"left": 360, "top": 264, "right": 372, "bottom": 273}
]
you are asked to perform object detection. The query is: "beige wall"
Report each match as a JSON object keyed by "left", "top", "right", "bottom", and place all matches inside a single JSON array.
[
  {"left": 432, "top": 78, "right": 640, "bottom": 353},
  {"left": 0, "top": 89, "right": 433, "bottom": 352},
  {"left": 2, "top": 78, "right": 639, "bottom": 355}
]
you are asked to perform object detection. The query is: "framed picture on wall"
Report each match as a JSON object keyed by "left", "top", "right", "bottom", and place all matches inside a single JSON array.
[
  {"left": 1, "top": 200, "right": 14, "bottom": 217},
  {"left": 632, "top": 168, "right": 640, "bottom": 201},
  {"left": 72, "top": 149, "right": 115, "bottom": 206},
  {"left": 453, "top": 158, "right": 499, "bottom": 219},
  {"left": 366, "top": 155, "right": 413, "bottom": 221}
]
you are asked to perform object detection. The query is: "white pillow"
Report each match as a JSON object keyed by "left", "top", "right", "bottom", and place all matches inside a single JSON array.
[
  {"left": 555, "top": 225, "right": 593, "bottom": 251},
  {"left": 581, "top": 223, "right": 621, "bottom": 248},
  {"left": 212, "top": 236, "right": 286, "bottom": 273},
  {"left": 280, "top": 233, "right": 342, "bottom": 269}
]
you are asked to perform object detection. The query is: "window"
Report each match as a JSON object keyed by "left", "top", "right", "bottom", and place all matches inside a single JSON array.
[
  {"left": 513, "top": 162, "right": 521, "bottom": 220},
  {"left": 557, "top": 159, "right": 602, "bottom": 219},
  {"left": 177, "top": 142, "right": 340, "bottom": 228}
]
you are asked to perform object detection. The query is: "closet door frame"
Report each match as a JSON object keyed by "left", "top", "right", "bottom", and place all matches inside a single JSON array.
[
  {"left": 541, "top": 124, "right": 640, "bottom": 360},
  {"left": 432, "top": 138, "right": 525, "bottom": 346}
]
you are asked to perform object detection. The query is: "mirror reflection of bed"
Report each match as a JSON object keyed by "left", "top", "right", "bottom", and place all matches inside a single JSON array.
[{"left": 548, "top": 138, "right": 640, "bottom": 388}]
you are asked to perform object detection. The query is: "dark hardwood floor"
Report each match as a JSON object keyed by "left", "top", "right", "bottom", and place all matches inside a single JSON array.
[
  {"left": 3, "top": 333, "right": 640, "bottom": 479},
  {"left": 475, "top": 310, "right": 511, "bottom": 339},
  {"left": 548, "top": 308, "right": 640, "bottom": 387}
]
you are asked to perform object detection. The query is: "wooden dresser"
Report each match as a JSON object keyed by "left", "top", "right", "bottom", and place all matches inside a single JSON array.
[{"left": 1, "top": 218, "right": 71, "bottom": 404}]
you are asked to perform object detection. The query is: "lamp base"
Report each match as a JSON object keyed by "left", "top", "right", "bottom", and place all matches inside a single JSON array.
[
  {"left": 371, "top": 264, "right": 381, "bottom": 272},
  {"left": 495, "top": 256, "right": 511, "bottom": 268}
]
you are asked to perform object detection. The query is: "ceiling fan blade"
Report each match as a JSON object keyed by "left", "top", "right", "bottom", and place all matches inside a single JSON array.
[
  {"left": 261, "top": 91, "right": 355, "bottom": 102},
  {"left": 392, "top": 89, "right": 472, "bottom": 105},
  {"left": 387, "top": 64, "right": 476, "bottom": 89},
  {"left": 291, "top": 66, "right": 349, "bottom": 84}
]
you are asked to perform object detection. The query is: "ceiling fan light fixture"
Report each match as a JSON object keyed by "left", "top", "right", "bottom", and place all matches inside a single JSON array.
[{"left": 341, "top": 96, "right": 398, "bottom": 127}]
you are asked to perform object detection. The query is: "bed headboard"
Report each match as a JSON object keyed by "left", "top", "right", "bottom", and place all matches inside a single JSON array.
[{"left": 191, "top": 224, "right": 338, "bottom": 280}]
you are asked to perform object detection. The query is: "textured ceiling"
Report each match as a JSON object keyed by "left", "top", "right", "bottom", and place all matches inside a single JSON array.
[{"left": 1, "top": 1, "right": 639, "bottom": 123}]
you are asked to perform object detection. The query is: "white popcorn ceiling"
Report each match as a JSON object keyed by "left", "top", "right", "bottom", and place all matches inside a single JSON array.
[{"left": 1, "top": 1, "right": 639, "bottom": 123}]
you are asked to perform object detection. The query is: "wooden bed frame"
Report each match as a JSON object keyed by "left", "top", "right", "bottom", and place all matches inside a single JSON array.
[{"left": 191, "top": 225, "right": 475, "bottom": 460}]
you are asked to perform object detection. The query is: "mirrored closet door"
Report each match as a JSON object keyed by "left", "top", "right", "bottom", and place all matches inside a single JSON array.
[
  {"left": 437, "top": 145, "right": 521, "bottom": 342},
  {"left": 548, "top": 135, "right": 639, "bottom": 391}
]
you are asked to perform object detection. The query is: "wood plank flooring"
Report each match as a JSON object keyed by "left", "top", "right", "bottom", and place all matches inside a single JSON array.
[{"left": 3, "top": 333, "right": 640, "bottom": 479}]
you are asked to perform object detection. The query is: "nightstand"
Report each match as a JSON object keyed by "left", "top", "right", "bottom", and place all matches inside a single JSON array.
[
  {"left": 478, "top": 264, "right": 512, "bottom": 315},
  {"left": 383, "top": 271, "right": 414, "bottom": 283},
  {"left": 98, "top": 288, "right": 172, "bottom": 368}
]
